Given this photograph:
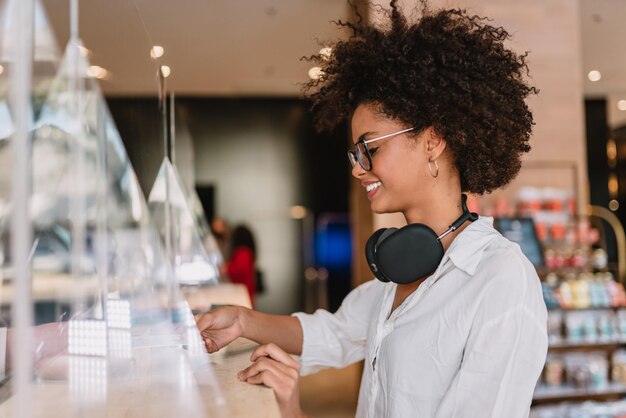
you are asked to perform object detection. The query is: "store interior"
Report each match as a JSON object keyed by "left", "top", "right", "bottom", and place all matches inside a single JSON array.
[{"left": 1, "top": 0, "right": 626, "bottom": 417}]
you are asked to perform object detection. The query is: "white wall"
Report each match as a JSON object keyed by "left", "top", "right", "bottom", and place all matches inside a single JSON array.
[{"left": 193, "top": 117, "right": 304, "bottom": 314}]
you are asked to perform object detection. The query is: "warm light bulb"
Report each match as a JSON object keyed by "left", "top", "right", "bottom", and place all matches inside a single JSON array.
[
  {"left": 289, "top": 205, "right": 307, "bottom": 219},
  {"left": 608, "top": 173, "right": 619, "bottom": 198},
  {"left": 86, "top": 65, "right": 109, "bottom": 79},
  {"left": 618, "top": 100, "right": 626, "bottom": 111},
  {"left": 588, "top": 70, "right": 602, "bottom": 82},
  {"left": 607, "top": 139, "right": 617, "bottom": 161},
  {"left": 609, "top": 199, "right": 619, "bottom": 211},
  {"left": 150, "top": 45, "right": 164, "bottom": 59},
  {"left": 78, "top": 45, "right": 91, "bottom": 57},
  {"left": 308, "top": 67, "right": 324, "bottom": 80},
  {"left": 319, "top": 47, "right": 333, "bottom": 60},
  {"left": 160, "top": 65, "right": 171, "bottom": 78}
]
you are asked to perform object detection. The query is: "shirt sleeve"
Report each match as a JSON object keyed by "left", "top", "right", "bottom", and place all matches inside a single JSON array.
[
  {"left": 435, "top": 251, "right": 548, "bottom": 418},
  {"left": 292, "top": 279, "right": 383, "bottom": 375}
]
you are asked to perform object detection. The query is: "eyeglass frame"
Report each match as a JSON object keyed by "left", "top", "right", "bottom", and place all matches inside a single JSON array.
[{"left": 347, "top": 126, "right": 416, "bottom": 171}]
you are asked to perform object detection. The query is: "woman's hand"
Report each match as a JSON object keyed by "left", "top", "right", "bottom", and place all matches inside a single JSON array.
[
  {"left": 238, "top": 343, "right": 307, "bottom": 418},
  {"left": 195, "top": 306, "right": 244, "bottom": 353}
]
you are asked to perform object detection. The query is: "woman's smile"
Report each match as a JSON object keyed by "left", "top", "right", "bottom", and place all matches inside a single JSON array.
[{"left": 364, "top": 181, "right": 382, "bottom": 199}]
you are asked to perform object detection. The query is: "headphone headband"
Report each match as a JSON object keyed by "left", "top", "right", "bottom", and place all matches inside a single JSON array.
[{"left": 437, "top": 194, "right": 479, "bottom": 240}]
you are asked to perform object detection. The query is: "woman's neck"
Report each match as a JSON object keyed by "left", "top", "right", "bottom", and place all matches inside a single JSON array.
[{"left": 402, "top": 192, "right": 468, "bottom": 252}]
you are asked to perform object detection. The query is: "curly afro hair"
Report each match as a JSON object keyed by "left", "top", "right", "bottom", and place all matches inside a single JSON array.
[{"left": 304, "top": 0, "right": 537, "bottom": 195}]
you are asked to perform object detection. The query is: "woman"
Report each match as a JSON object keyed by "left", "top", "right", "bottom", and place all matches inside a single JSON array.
[
  {"left": 196, "top": 2, "right": 547, "bottom": 417},
  {"left": 224, "top": 224, "right": 257, "bottom": 306}
]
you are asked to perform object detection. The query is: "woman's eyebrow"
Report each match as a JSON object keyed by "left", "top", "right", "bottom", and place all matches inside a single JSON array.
[{"left": 355, "top": 131, "right": 375, "bottom": 143}]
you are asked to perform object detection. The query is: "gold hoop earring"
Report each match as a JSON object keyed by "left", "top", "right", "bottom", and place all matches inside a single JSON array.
[{"left": 428, "top": 159, "right": 439, "bottom": 178}]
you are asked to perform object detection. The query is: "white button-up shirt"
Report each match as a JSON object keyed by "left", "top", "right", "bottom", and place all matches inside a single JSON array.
[{"left": 293, "top": 217, "right": 548, "bottom": 417}]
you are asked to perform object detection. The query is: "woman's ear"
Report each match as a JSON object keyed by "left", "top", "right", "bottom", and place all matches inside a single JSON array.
[{"left": 424, "top": 127, "right": 447, "bottom": 160}]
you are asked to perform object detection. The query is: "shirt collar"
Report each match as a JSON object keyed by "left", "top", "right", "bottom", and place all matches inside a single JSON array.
[{"left": 440, "top": 216, "right": 500, "bottom": 276}]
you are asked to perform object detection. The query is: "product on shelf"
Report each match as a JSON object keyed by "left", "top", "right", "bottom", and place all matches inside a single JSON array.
[
  {"left": 547, "top": 308, "right": 626, "bottom": 344},
  {"left": 542, "top": 272, "right": 626, "bottom": 310},
  {"left": 563, "top": 352, "right": 608, "bottom": 389},
  {"left": 612, "top": 349, "right": 626, "bottom": 386},
  {"left": 531, "top": 400, "right": 626, "bottom": 418},
  {"left": 547, "top": 310, "right": 563, "bottom": 343},
  {"left": 538, "top": 352, "right": 609, "bottom": 390},
  {"left": 544, "top": 354, "right": 565, "bottom": 387}
]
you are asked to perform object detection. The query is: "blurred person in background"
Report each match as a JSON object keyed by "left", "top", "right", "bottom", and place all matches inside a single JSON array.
[
  {"left": 210, "top": 217, "right": 232, "bottom": 261},
  {"left": 223, "top": 224, "right": 258, "bottom": 306}
]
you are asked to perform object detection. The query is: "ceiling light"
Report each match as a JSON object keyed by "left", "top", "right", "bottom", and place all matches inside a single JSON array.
[
  {"left": 308, "top": 67, "right": 324, "bottom": 80},
  {"left": 78, "top": 45, "right": 91, "bottom": 57},
  {"left": 150, "top": 46, "right": 164, "bottom": 59},
  {"left": 86, "top": 65, "right": 109, "bottom": 80},
  {"left": 618, "top": 100, "right": 626, "bottom": 111},
  {"left": 588, "top": 70, "right": 601, "bottom": 82},
  {"left": 160, "top": 65, "right": 171, "bottom": 78}
]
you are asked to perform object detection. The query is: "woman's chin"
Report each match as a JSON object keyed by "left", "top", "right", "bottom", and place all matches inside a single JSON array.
[{"left": 370, "top": 201, "right": 399, "bottom": 215}]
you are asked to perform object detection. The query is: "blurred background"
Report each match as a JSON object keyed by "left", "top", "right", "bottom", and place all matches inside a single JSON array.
[
  {"left": 28, "top": 0, "right": 626, "bottom": 316},
  {"left": 6, "top": 0, "right": 626, "bottom": 416}
]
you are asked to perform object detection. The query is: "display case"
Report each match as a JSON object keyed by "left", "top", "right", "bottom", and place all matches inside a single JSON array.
[{"left": 0, "top": 2, "right": 226, "bottom": 414}]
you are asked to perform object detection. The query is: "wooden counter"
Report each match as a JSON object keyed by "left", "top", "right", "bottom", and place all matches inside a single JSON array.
[{"left": 0, "top": 283, "right": 281, "bottom": 417}]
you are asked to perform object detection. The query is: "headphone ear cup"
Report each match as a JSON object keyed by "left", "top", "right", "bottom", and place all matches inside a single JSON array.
[
  {"left": 376, "top": 224, "right": 444, "bottom": 284},
  {"left": 365, "top": 228, "right": 397, "bottom": 282}
]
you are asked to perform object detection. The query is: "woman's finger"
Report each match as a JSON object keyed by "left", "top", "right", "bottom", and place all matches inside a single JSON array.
[
  {"left": 195, "top": 312, "right": 216, "bottom": 333},
  {"left": 204, "top": 338, "right": 220, "bottom": 353},
  {"left": 250, "top": 343, "right": 300, "bottom": 370},
  {"left": 239, "top": 354, "right": 305, "bottom": 418},
  {"left": 245, "top": 368, "right": 280, "bottom": 387},
  {"left": 244, "top": 369, "right": 294, "bottom": 404},
  {"left": 239, "top": 356, "right": 298, "bottom": 381}
]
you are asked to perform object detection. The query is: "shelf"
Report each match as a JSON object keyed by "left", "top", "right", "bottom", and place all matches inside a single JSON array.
[
  {"left": 547, "top": 306, "right": 626, "bottom": 311},
  {"left": 549, "top": 340, "right": 626, "bottom": 352},
  {"left": 533, "top": 383, "right": 626, "bottom": 405}
]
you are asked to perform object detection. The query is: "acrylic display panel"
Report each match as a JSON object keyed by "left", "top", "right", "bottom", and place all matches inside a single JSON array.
[
  {"left": 0, "top": 0, "right": 62, "bottom": 405},
  {"left": 0, "top": 0, "right": 59, "bottom": 131},
  {"left": 0, "top": 33, "right": 222, "bottom": 416},
  {"left": 148, "top": 158, "right": 221, "bottom": 285},
  {"left": 0, "top": 0, "right": 60, "bottom": 264},
  {"left": 189, "top": 188, "right": 224, "bottom": 268}
]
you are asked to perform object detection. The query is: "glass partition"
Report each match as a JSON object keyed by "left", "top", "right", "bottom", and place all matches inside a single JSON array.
[
  {"left": 0, "top": 3, "right": 223, "bottom": 414},
  {"left": 148, "top": 157, "right": 221, "bottom": 286}
]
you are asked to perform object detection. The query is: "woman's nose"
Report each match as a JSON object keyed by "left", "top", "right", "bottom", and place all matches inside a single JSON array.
[{"left": 351, "top": 162, "right": 366, "bottom": 178}]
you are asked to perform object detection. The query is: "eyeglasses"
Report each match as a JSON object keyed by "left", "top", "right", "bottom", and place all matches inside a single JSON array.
[{"left": 347, "top": 127, "right": 416, "bottom": 171}]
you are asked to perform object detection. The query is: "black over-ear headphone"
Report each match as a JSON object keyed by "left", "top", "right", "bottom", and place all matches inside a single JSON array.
[{"left": 365, "top": 194, "right": 479, "bottom": 285}]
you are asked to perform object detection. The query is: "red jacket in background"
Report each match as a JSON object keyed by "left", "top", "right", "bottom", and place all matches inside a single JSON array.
[{"left": 227, "top": 247, "right": 256, "bottom": 306}]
